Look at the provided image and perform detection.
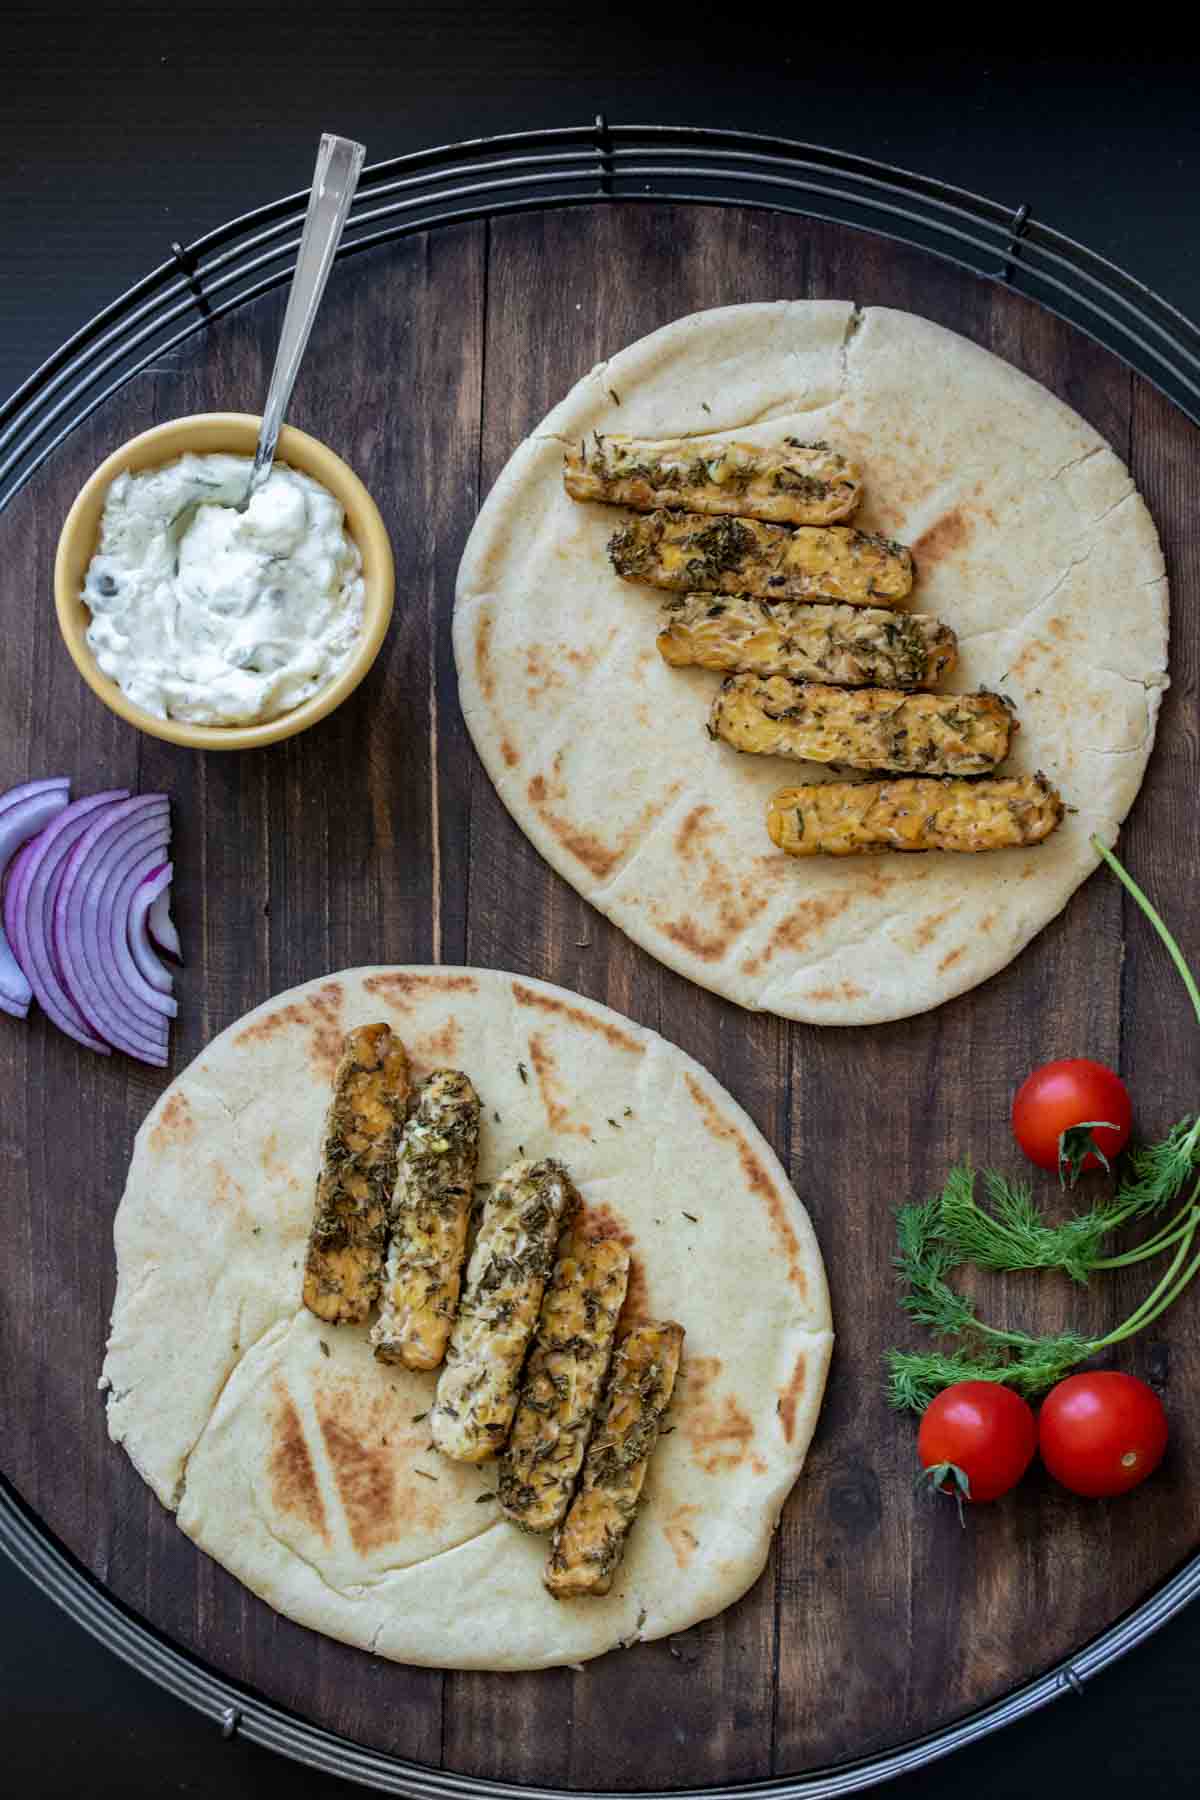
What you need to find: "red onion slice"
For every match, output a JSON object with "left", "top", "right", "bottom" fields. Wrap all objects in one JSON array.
[
  {"left": 147, "top": 882, "right": 182, "bottom": 963},
  {"left": 78, "top": 808, "right": 174, "bottom": 1027},
  {"left": 94, "top": 821, "right": 177, "bottom": 1044},
  {"left": 0, "top": 776, "right": 69, "bottom": 824},
  {"left": 105, "top": 840, "right": 178, "bottom": 1025},
  {"left": 129, "top": 865, "right": 175, "bottom": 995},
  {"left": 0, "top": 783, "right": 71, "bottom": 1012},
  {"left": 3, "top": 791, "right": 127, "bottom": 1052},
  {"left": 54, "top": 797, "right": 171, "bottom": 1061}
]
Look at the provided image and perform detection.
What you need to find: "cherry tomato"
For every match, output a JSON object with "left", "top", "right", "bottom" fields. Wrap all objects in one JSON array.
[
  {"left": 1011, "top": 1058, "right": 1132, "bottom": 1183},
  {"left": 1039, "top": 1371, "right": 1167, "bottom": 1498},
  {"left": 918, "top": 1381, "right": 1038, "bottom": 1505}
]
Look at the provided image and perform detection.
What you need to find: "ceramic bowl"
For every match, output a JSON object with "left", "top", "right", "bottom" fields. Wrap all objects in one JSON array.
[{"left": 54, "top": 412, "right": 394, "bottom": 750}]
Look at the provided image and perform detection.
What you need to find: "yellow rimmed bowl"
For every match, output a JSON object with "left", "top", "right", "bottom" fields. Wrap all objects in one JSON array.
[{"left": 54, "top": 413, "right": 394, "bottom": 751}]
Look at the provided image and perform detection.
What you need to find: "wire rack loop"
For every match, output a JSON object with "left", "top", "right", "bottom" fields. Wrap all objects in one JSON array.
[{"left": 2, "top": 120, "right": 1200, "bottom": 1799}]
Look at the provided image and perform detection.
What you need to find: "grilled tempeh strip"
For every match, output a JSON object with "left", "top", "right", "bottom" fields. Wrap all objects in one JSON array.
[
  {"left": 544, "top": 1320, "right": 685, "bottom": 1599},
  {"left": 431, "top": 1158, "right": 579, "bottom": 1463},
  {"left": 498, "top": 1236, "right": 631, "bottom": 1533},
  {"left": 609, "top": 511, "right": 914, "bottom": 606},
  {"left": 657, "top": 593, "right": 957, "bottom": 688},
  {"left": 370, "top": 1070, "right": 481, "bottom": 1372},
  {"left": 767, "top": 772, "right": 1065, "bottom": 858},
  {"left": 712, "top": 676, "right": 1017, "bottom": 775},
  {"left": 303, "top": 1024, "right": 410, "bottom": 1325},
  {"left": 564, "top": 434, "right": 861, "bottom": 525}
]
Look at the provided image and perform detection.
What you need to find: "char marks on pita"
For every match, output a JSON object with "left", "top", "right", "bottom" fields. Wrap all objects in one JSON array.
[
  {"left": 457, "top": 303, "right": 1164, "bottom": 1017},
  {"left": 105, "top": 968, "right": 832, "bottom": 1667}
]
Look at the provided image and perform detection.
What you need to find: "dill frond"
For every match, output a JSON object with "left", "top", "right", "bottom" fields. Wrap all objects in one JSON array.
[
  {"left": 893, "top": 1190, "right": 976, "bottom": 1336},
  {"left": 938, "top": 1165, "right": 1131, "bottom": 1284},
  {"left": 1115, "top": 1117, "right": 1200, "bottom": 1214},
  {"left": 887, "top": 1348, "right": 1006, "bottom": 1413},
  {"left": 886, "top": 1333, "right": 1094, "bottom": 1413}
]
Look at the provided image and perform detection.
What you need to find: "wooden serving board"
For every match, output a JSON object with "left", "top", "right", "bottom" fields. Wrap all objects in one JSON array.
[{"left": 1, "top": 203, "right": 1199, "bottom": 1790}]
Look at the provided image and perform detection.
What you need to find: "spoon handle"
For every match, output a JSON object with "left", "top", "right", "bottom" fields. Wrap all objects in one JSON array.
[{"left": 249, "top": 133, "right": 365, "bottom": 500}]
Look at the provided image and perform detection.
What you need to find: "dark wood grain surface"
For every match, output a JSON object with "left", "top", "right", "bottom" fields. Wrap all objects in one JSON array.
[{"left": 1, "top": 203, "right": 1198, "bottom": 1789}]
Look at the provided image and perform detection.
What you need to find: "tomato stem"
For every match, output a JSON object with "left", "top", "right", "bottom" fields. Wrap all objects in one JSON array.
[{"left": 915, "top": 1460, "right": 971, "bottom": 1526}]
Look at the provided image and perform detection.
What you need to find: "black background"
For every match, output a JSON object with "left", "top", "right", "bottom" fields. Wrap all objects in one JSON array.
[{"left": 4, "top": 7, "right": 1200, "bottom": 1795}]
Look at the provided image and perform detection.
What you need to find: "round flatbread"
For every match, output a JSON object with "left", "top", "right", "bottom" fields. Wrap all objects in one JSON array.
[
  {"left": 453, "top": 303, "right": 1169, "bottom": 1024},
  {"left": 103, "top": 968, "right": 832, "bottom": 1671}
]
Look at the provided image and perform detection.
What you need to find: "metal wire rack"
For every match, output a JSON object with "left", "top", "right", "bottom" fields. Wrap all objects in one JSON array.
[
  {"left": 4, "top": 118, "right": 1200, "bottom": 1798},
  {"left": 4, "top": 120, "right": 1200, "bottom": 515}
]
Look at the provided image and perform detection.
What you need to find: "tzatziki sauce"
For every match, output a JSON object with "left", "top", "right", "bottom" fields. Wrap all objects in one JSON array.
[{"left": 83, "top": 453, "right": 366, "bottom": 726}]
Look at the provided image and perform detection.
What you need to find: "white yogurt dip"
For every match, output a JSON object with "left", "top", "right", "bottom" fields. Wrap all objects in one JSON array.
[{"left": 82, "top": 453, "right": 366, "bottom": 725}]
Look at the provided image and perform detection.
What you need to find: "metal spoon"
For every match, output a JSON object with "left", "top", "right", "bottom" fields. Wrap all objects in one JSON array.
[{"left": 241, "top": 132, "right": 366, "bottom": 509}]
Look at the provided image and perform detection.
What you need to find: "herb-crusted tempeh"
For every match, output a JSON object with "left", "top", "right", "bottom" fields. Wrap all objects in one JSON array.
[
  {"left": 609, "top": 511, "right": 914, "bottom": 606},
  {"left": 431, "top": 1158, "right": 579, "bottom": 1463},
  {"left": 657, "top": 593, "right": 957, "bottom": 688},
  {"left": 712, "top": 676, "right": 1017, "bottom": 775},
  {"left": 544, "top": 1319, "right": 685, "bottom": 1599},
  {"left": 370, "top": 1069, "right": 481, "bottom": 1372},
  {"left": 564, "top": 434, "right": 861, "bottom": 525},
  {"left": 498, "top": 1235, "right": 631, "bottom": 1533},
  {"left": 302, "top": 1024, "right": 410, "bottom": 1325},
  {"left": 767, "top": 773, "right": 1065, "bottom": 858}
]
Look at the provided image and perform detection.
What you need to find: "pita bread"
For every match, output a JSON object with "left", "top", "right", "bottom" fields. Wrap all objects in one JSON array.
[
  {"left": 102, "top": 968, "right": 832, "bottom": 1670},
  {"left": 453, "top": 303, "right": 1168, "bottom": 1024}
]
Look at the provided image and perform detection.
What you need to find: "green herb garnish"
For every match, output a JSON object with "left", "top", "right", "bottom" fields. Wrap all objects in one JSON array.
[{"left": 887, "top": 840, "right": 1200, "bottom": 1412}]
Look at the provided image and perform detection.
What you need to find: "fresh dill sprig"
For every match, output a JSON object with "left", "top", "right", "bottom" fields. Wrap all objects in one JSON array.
[
  {"left": 888, "top": 1167, "right": 1200, "bottom": 1411},
  {"left": 936, "top": 1166, "right": 1104, "bottom": 1279},
  {"left": 894, "top": 1192, "right": 975, "bottom": 1335},
  {"left": 887, "top": 1335, "right": 1093, "bottom": 1413},
  {"left": 1112, "top": 1117, "right": 1200, "bottom": 1214},
  {"left": 935, "top": 1149, "right": 1198, "bottom": 1287},
  {"left": 888, "top": 1347, "right": 1004, "bottom": 1412},
  {"left": 887, "top": 842, "right": 1200, "bottom": 1412},
  {"left": 892, "top": 1177, "right": 1097, "bottom": 1370}
]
